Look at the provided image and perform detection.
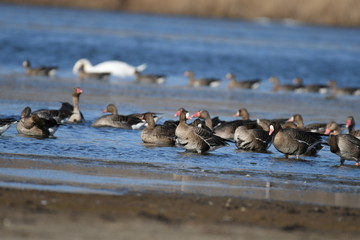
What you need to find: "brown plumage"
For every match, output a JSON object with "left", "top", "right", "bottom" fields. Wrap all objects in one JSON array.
[
  {"left": 67, "top": 87, "right": 85, "bottom": 123},
  {"left": 269, "top": 77, "right": 302, "bottom": 92},
  {"left": 293, "top": 78, "right": 329, "bottom": 94},
  {"left": 141, "top": 112, "right": 176, "bottom": 146},
  {"left": 135, "top": 70, "right": 166, "bottom": 84},
  {"left": 174, "top": 108, "right": 229, "bottom": 153},
  {"left": 328, "top": 134, "right": 360, "bottom": 166},
  {"left": 345, "top": 116, "right": 360, "bottom": 139},
  {"left": 16, "top": 107, "right": 59, "bottom": 137},
  {"left": 91, "top": 104, "right": 145, "bottom": 129},
  {"left": 287, "top": 114, "right": 327, "bottom": 133},
  {"left": 22, "top": 60, "right": 58, "bottom": 76},
  {"left": 269, "top": 122, "right": 323, "bottom": 159},
  {"left": 234, "top": 126, "right": 271, "bottom": 152},
  {"left": 184, "top": 70, "right": 221, "bottom": 87},
  {"left": 78, "top": 64, "right": 110, "bottom": 80},
  {"left": 327, "top": 80, "right": 360, "bottom": 96},
  {"left": 226, "top": 73, "right": 261, "bottom": 89}
]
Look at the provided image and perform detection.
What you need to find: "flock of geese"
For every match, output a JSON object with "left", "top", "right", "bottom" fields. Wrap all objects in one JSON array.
[
  {"left": 1, "top": 83, "right": 360, "bottom": 167},
  {"left": 21, "top": 59, "right": 360, "bottom": 96}
]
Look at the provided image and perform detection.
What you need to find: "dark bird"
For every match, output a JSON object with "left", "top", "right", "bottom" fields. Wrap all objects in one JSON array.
[
  {"left": 269, "top": 122, "right": 323, "bottom": 159},
  {"left": 16, "top": 107, "right": 59, "bottom": 137},
  {"left": 0, "top": 118, "right": 17, "bottom": 135},
  {"left": 135, "top": 70, "right": 166, "bottom": 84},
  {"left": 328, "top": 134, "right": 360, "bottom": 166},
  {"left": 184, "top": 70, "right": 221, "bottom": 87},
  {"left": 22, "top": 60, "right": 58, "bottom": 76},
  {"left": 174, "top": 108, "right": 229, "bottom": 153},
  {"left": 141, "top": 112, "right": 176, "bottom": 146},
  {"left": 226, "top": 73, "right": 261, "bottom": 89},
  {"left": 91, "top": 104, "right": 145, "bottom": 129}
]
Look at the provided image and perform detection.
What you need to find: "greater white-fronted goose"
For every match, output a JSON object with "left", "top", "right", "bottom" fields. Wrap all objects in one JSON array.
[
  {"left": 293, "top": 78, "right": 329, "bottom": 94},
  {"left": 269, "top": 122, "right": 323, "bottom": 159},
  {"left": 191, "top": 110, "right": 221, "bottom": 130},
  {"left": 226, "top": 73, "right": 261, "bottom": 89},
  {"left": 67, "top": 87, "right": 85, "bottom": 123},
  {"left": 78, "top": 64, "right": 110, "bottom": 80},
  {"left": 91, "top": 104, "right": 145, "bottom": 129},
  {"left": 16, "top": 107, "right": 59, "bottom": 137},
  {"left": 135, "top": 70, "right": 166, "bottom": 84},
  {"left": 141, "top": 112, "right": 176, "bottom": 146},
  {"left": 184, "top": 70, "right": 221, "bottom": 87},
  {"left": 72, "top": 58, "right": 147, "bottom": 78},
  {"left": 22, "top": 60, "right": 58, "bottom": 77},
  {"left": 233, "top": 108, "right": 250, "bottom": 120},
  {"left": 269, "top": 77, "right": 302, "bottom": 92},
  {"left": 328, "top": 134, "right": 360, "bottom": 166},
  {"left": 234, "top": 125, "right": 271, "bottom": 152},
  {"left": 255, "top": 117, "right": 289, "bottom": 131},
  {"left": 174, "top": 108, "right": 229, "bottom": 153},
  {"left": 324, "top": 121, "right": 342, "bottom": 135},
  {"left": 287, "top": 114, "right": 327, "bottom": 133},
  {"left": 327, "top": 80, "right": 360, "bottom": 96},
  {"left": 345, "top": 116, "right": 360, "bottom": 139},
  {"left": 192, "top": 109, "right": 255, "bottom": 139},
  {"left": 0, "top": 118, "right": 17, "bottom": 135},
  {"left": 32, "top": 102, "right": 73, "bottom": 124}
]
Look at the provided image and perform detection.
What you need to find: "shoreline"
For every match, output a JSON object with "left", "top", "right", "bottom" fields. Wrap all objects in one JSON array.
[
  {"left": 1, "top": 187, "right": 360, "bottom": 239},
  {"left": 1, "top": 0, "right": 360, "bottom": 27}
]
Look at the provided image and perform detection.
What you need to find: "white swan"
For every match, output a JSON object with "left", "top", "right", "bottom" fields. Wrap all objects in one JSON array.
[{"left": 72, "top": 58, "right": 147, "bottom": 78}]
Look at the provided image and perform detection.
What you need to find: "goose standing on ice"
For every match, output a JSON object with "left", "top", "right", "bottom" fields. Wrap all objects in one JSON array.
[{"left": 72, "top": 58, "right": 147, "bottom": 78}]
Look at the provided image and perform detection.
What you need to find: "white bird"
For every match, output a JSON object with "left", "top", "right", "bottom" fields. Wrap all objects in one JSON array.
[{"left": 72, "top": 58, "right": 147, "bottom": 78}]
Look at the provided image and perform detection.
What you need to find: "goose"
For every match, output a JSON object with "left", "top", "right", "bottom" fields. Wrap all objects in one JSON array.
[
  {"left": 77, "top": 64, "right": 110, "bottom": 80},
  {"left": 91, "top": 104, "right": 145, "bottom": 129},
  {"left": 191, "top": 109, "right": 222, "bottom": 130},
  {"left": 269, "top": 122, "right": 323, "bottom": 159},
  {"left": 0, "top": 118, "right": 17, "bottom": 135},
  {"left": 226, "top": 73, "right": 261, "bottom": 89},
  {"left": 328, "top": 134, "right": 360, "bottom": 166},
  {"left": 32, "top": 102, "right": 73, "bottom": 124},
  {"left": 327, "top": 80, "right": 360, "bottom": 96},
  {"left": 141, "top": 112, "right": 176, "bottom": 146},
  {"left": 192, "top": 109, "right": 255, "bottom": 139},
  {"left": 174, "top": 108, "right": 229, "bottom": 153},
  {"left": 233, "top": 108, "right": 288, "bottom": 130},
  {"left": 67, "top": 87, "right": 85, "bottom": 123},
  {"left": 135, "top": 70, "right": 166, "bottom": 84},
  {"left": 324, "top": 121, "right": 342, "bottom": 135},
  {"left": 184, "top": 70, "right": 221, "bottom": 87},
  {"left": 287, "top": 114, "right": 328, "bottom": 133},
  {"left": 269, "top": 77, "right": 302, "bottom": 92},
  {"left": 293, "top": 78, "right": 329, "bottom": 94},
  {"left": 16, "top": 107, "right": 59, "bottom": 137},
  {"left": 345, "top": 116, "right": 360, "bottom": 139},
  {"left": 22, "top": 60, "right": 58, "bottom": 76},
  {"left": 234, "top": 125, "right": 271, "bottom": 152},
  {"left": 72, "top": 58, "right": 147, "bottom": 78}
]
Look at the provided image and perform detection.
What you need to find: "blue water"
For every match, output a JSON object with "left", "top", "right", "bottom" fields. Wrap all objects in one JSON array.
[{"left": 1, "top": 4, "right": 360, "bottom": 207}]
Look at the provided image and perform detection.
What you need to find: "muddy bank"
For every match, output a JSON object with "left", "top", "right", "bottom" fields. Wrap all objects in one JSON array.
[
  {"left": 2, "top": 0, "right": 360, "bottom": 27},
  {"left": 1, "top": 187, "right": 360, "bottom": 240}
]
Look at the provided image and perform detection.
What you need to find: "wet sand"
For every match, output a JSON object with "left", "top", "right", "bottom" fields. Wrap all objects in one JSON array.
[{"left": 1, "top": 187, "right": 360, "bottom": 239}]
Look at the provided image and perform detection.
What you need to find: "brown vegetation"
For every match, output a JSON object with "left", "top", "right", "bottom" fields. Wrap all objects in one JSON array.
[{"left": 2, "top": 0, "right": 360, "bottom": 27}]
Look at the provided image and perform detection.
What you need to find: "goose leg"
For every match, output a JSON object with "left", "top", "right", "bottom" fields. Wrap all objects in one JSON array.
[{"left": 340, "top": 158, "right": 345, "bottom": 165}]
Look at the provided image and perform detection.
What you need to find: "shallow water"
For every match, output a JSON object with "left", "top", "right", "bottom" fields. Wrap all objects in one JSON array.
[{"left": 1, "top": 4, "right": 360, "bottom": 207}]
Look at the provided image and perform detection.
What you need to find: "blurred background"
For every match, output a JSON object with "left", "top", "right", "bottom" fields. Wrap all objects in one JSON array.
[{"left": 3, "top": 0, "right": 360, "bottom": 27}]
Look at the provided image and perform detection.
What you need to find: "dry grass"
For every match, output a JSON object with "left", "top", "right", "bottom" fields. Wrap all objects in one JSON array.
[{"left": 2, "top": 0, "right": 360, "bottom": 27}]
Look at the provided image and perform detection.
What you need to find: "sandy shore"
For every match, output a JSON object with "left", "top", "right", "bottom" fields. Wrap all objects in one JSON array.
[
  {"left": 1, "top": 187, "right": 359, "bottom": 239},
  {"left": 2, "top": 0, "right": 360, "bottom": 27}
]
